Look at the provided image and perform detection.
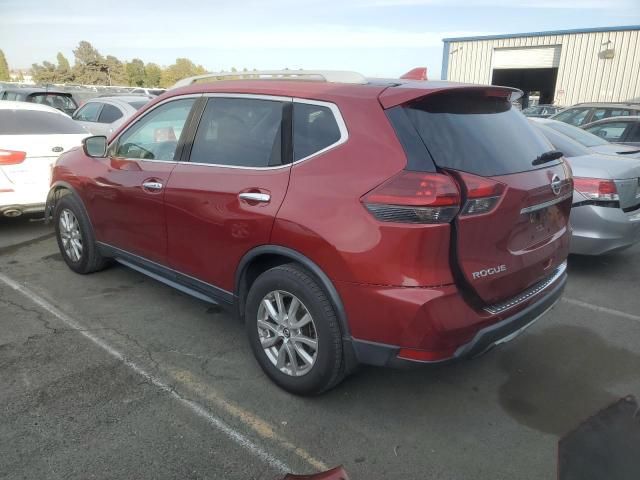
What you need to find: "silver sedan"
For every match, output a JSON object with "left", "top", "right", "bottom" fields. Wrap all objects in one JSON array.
[
  {"left": 532, "top": 118, "right": 640, "bottom": 255},
  {"left": 71, "top": 95, "right": 151, "bottom": 136}
]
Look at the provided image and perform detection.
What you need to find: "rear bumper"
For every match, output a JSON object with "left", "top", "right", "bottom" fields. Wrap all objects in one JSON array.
[
  {"left": 570, "top": 205, "right": 640, "bottom": 255},
  {"left": 344, "top": 267, "right": 567, "bottom": 367}
]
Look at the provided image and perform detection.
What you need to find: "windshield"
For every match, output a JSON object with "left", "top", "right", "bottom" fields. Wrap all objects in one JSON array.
[
  {"left": 403, "top": 90, "right": 555, "bottom": 176},
  {"left": 545, "top": 120, "right": 609, "bottom": 147}
]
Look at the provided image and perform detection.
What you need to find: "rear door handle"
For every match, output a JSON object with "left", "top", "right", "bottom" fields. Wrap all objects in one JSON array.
[
  {"left": 142, "top": 181, "right": 163, "bottom": 191},
  {"left": 238, "top": 192, "right": 271, "bottom": 203}
]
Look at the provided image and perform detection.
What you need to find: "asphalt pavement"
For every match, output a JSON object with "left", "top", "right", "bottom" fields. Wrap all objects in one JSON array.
[{"left": 1, "top": 215, "right": 639, "bottom": 479}]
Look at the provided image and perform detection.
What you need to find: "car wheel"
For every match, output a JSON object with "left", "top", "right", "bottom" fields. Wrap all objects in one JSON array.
[
  {"left": 54, "top": 194, "right": 109, "bottom": 274},
  {"left": 245, "top": 263, "right": 345, "bottom": 395}
]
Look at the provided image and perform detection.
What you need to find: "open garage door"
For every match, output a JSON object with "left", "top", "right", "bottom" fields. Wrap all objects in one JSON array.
[{"left": 492, "top": 46, "right": 562, "bottom": 108}]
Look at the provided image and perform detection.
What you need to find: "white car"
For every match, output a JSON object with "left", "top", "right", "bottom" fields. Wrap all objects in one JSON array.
[
  {"left": 71, "top": 95, "right": 151, "bottom": 136},
  {"left": 0, "top": 101, "right": 88, "bottom": 217}
]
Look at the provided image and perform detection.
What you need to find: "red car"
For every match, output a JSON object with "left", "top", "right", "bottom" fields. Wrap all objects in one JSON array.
[{"left": 47, "top": 70, "right": 573, "bottom": 395}]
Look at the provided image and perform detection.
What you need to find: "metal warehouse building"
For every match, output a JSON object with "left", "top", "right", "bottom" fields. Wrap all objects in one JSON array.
[{"left": 441, "top": 25, "right": 640, "bottom": 107}]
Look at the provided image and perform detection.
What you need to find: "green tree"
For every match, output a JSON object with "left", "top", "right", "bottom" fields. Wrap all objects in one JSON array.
[
  {"left": 144, "top": 63, "right": 162, "bottom": 87},
  {"left": 72, "top": 41, "right": 108, "bottom": 84},
  {"left": 31, "top": 61, "right": 57, "bottom": 84},
  {"left": 0, "top": 50, "right": 10, "bottom": 81},
  {"left": 55, "top": 52, "right": 74, "bottom": 83},
  {"left": 126, "top": 58, "right": 146, "bottom": 86},
  {"left": 160, "top": 58, "right": 207, "bottom": 88},
  {"left": 105, "top": 55, "right": 127, "bottom": 85}
]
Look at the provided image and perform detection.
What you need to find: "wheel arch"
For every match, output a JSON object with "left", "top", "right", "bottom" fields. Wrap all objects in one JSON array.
[{"left": 235, "top": 245, "right": 351, "bottom": 339}]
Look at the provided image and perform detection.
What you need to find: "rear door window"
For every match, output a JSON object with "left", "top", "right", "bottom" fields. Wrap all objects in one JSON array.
[
  {"left": 402, "top": 91, "right": 554, "bottom": 176},
  {"left": 0, "top": 110, "right": 87, "bottom": 134},
  {"left": 293, "top": 103, "right": 342, "bottom": 161},
  {"left": 189, "top": 97, "right": 285, "bottom": 167},
  {"left": 626, "top": 124, "right": 640, "bottom": 142},
  {"left": 73, "top": 102, "right": 102, "bottom": 122},
  {"left": 98, "top": 104, "right": 123, "bottom": 123}
]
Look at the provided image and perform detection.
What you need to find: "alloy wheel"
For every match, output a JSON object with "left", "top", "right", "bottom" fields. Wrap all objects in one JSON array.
[
  {"left": 59, "top": 208, "right": 83, "bottom": 262},
  {"left": 257, "top": 290, "right": 318, "bottom": 377}
]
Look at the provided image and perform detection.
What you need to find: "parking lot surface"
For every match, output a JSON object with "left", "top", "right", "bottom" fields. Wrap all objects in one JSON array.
[{"left": 1, "top": 215, "right": 639, "bottom": 479}]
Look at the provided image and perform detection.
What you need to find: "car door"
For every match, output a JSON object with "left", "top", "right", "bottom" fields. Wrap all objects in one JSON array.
[
  {"left": 72, "top": 102, "right": 103, "bottom": 135},
  {"left": 89, "top": 96, "right": 198, "bottom": 265},
  {"left": 164, "top": 95, "right": 292, "bottom": 295}
]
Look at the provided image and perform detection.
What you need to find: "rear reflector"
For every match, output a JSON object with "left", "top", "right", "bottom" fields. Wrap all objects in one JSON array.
[
  {"left": 456, "top": 171, "right": 506, "bottom": 216},
  {"left": 574, "top": 177, "right": 619, "bottom": 202},
  {"left": 397, "top": 346, "right": 457, "bottom": 362},
  {"left": 0, "top": 149, "right": 27, "bottom": 165},
  {"left": 362, "top": 171, "right": 460, "bottom": 224}
]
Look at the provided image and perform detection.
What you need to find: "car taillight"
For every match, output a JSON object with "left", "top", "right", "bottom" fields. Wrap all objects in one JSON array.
[
  {"left": 362, "top": 171, "right": 460, "bottom": 224},
  {"left": 0, "top": 149, "right": 26, "bottom": 165},
  {"left": 456, "top": 171, "right": 506, "bottom": 216},
  {"left": 574, "top": 177, "right": 619, "bottom": 202}
]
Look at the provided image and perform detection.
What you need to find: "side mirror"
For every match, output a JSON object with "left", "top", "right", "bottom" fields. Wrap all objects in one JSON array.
[{"left": 82, "top": 136, "right": 108, "bottom": 158}]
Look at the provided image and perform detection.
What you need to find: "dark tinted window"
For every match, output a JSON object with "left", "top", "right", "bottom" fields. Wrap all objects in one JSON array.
[
  {"left": 190, "top": 97, "right": 284, "bottom": 167},
  {"left": 403, "top": 91, "right": 555, "bottom": 176},
  {"left": 73, "top": 102, "right": 102, "bottom": 122},
  {"left": 115, "top": 98, "right": 194, "bottom": 161},
  {"left": 27, "top": 93, "right": 76, "bottom": 111},
  {"left": 535, "top": 124, "right": 589, "bottom": 158},
  {"left": 627, "top": 124, "right": 640, "bottom": 142},
  {"left": 98, "top": 103, "right": 123, "bottom": 123},
  {"left": 293, "top": 103, "right": 341, "bottom": 161},
  {"left": 149, "top": 89, "right": 165, "bottom": 96},
  {"left": 0, "top": 110, "right": 87, "bottom": 134}
]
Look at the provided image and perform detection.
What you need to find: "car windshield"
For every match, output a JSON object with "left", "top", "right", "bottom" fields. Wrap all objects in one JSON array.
[{"left": 545, "top": 120, "right": 609, "bottom": 147}]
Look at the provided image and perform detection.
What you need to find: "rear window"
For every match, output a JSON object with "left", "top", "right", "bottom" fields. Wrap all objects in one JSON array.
[
  {"left": 403, "top": 91, "right": 554, "bottom": 176},
  {"left": 535, "top": 124, "right": 590, "bottom": 158},
  {"left": 545, "top": 120, "right": 608, "bottom": 147},
  {"left": 127, "top": 100, "right": 148, "bottom": 110},
  {"left": 0, "top": 110, "right": 87, "bottom": 134},
  {"left": 27, "top": 93, "right": 76, "bottom": 111},
  {"left": 98, "top": 104, "right": 123, "bottom": 123}
]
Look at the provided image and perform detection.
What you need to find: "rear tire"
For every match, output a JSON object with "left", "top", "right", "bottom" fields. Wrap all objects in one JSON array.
[
  {"left": 245, "top": 263, "right": 345, "bottom": 395},
  {"left": 54, "top": 194, "right": 109, "bottom": 274}
]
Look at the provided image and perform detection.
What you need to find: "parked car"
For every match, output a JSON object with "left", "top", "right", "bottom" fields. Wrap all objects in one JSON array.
[
  {"left": 551, "top": 102, "right": 640, "bottom": 127},
  {"left": 582, "top": 116, "right": 640, "bottom": 147},
  {"left": 129, "top": 87, "right": 166, "bottom": 97},
  {"left": 0, "top": 87, "right": 78, "bottom": 116},
  {"left": 532, "top": 119, "right": 640, "bottom": 255},
  {"left": 0, "top": 101, "right": 88, "bottom": 217},
  {"left": 72, "top": 96, "right": 151, "bottom": 136},
  {"left": 47, "top": 70, "right": 573, "bottom": 395},
  {"left": 522, "top": 104, "right": 562, "bottom": 118},
  {"left": 533, "top": 118, "right": 640, "bottom": 158}
]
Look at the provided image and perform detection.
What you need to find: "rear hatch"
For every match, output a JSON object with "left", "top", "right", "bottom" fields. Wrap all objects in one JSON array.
[
  {"left": 0, "top": 108, "right": 87, "bottom": 188},
  {"left": 388, "top": 88, "right": 572, "bottom": 305}
]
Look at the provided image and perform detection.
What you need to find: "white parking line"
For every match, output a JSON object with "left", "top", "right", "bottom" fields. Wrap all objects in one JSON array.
[
  {"left": 0, "top": 272, "right": 291, "bottom": 474},
  {"left": 563, "top": 297, "right": 640, "bottom": 323}
]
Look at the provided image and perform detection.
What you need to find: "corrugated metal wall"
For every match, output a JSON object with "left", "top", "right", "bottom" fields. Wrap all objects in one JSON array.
[{"left": 445, "top": 29, "right": 640, "bottom": 105}]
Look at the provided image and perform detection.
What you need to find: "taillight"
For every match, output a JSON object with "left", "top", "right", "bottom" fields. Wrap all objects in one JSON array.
[
  {"left": 457, "top": 171, "right": 506, "bottom": 216},
  {"left": 0, "top": 150, "right": 26, "bottom": 165},
  {"left": 362, "top": 171, "right": 460, "bottom": 224},
  {"left": 574, "top": 177, "right": 619, "bottom": 202}
]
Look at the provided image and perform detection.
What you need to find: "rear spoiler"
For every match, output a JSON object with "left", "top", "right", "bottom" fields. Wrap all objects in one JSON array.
[{"left": 379, "top": 83, "right": 523, "bottom": 109}]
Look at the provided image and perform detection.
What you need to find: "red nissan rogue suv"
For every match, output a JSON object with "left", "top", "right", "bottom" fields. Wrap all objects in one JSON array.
[{"left": 47, "top": 70, "right": 573, "bottom": 395}]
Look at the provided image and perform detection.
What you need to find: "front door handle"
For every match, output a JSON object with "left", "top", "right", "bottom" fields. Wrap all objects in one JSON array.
[
  {"left": 238, "top": 192, "right": 270, "bottom": 203},
  {"left": 142, "top": 181, "right": 163, "bottom": 192}
]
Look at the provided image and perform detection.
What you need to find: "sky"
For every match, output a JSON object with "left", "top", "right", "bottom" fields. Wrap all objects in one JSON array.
[{"left": 1, "top": 0, "right": 639, "bottom": 79}]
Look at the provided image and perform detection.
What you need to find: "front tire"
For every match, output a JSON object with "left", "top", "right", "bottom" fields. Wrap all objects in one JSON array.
[
  {"left": 54, "top": 194, "right": 109, "bottom": 274},
  {"left": 245, "top": 264, "right": 345, "bottom": 395}
]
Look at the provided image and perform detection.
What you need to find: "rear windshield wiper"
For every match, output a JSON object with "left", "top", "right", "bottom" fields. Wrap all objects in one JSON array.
[{"left": 532, "top": 150, "right": 563, "bottom": 166}]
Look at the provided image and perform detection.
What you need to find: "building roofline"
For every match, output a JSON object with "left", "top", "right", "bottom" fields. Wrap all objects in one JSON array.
[{"left": 442, "top": 25, "right": 640, "bottom": 43}]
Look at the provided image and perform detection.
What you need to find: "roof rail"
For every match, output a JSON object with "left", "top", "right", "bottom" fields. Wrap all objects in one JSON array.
[{"left": 170, "top": 69, "right": 368, "bottom": 89}]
